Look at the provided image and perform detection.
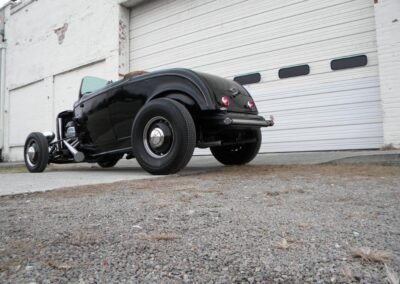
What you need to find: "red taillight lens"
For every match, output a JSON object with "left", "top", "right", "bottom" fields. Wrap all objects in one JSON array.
[
  {"left": 247, "top": 101, "right": 255, "bottom": 109},
  {"left": 221, "top": 96, "right": 230, "bottom": 106}
]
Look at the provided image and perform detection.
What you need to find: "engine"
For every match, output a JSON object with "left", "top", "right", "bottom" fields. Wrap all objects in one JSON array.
[{"left": 64, "top": 121, "right": 76, "bottom": 139}]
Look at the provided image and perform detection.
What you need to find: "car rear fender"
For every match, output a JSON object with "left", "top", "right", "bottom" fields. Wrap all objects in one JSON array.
[
  {"left": 161, "top": 92, "right": 195, "bottom": 107},
  {"left": 149, "top": 90, "right": 206, "bottom": 111}
]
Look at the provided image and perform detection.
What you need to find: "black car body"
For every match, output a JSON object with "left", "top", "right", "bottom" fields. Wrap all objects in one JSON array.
[{"left": 24, "top": 68, "right": 273, "bottom": 174}]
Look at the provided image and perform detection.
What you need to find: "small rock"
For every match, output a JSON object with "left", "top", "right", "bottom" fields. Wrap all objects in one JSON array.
[
  {"left": 354, "top": 273, "right": 362, "bottom": 281},
  {"left": 353, "top": 231, "right": 360, "bottom": 237}
]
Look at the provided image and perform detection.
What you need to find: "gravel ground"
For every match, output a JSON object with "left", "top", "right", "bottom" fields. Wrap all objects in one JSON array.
[{"left": 0, "top": 164, "right": 399, "bottom": 283}]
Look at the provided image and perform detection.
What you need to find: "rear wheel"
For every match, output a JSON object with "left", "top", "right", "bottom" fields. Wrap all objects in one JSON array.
[
  {"left": 210, "top": 129, "right": 261, "bottom": 165},
  {"left": 24, "top": 132, "right": 49, "bottom": 173},
  {"left": 131, "top": 98, "right": 196, "bottom": 175}
]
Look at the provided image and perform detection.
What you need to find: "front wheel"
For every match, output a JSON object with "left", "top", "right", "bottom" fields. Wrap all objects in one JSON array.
[
  {"left": 210, "top": 129, "right": 261, "bottom": 165},
  {"left": 24, "top": 132, "right": 49, "bottom": 173},
  {"left": 131, "top": 98, "right": 196, "bottom": 175}
]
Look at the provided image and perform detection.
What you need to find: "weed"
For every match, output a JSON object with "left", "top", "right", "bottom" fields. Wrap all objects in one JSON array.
[{"left": 352, "top": 247, "right": 390, "bottom": 263}]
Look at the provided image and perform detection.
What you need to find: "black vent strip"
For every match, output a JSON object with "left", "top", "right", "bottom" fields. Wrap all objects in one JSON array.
[
  {"left": 234, "top": 54, "right": 367, "bottom": 83},
  {"left": 331, "top": 55, "right": 368, "bottom": 70},
  {"left": 233, "top": 72, "right": 261, "bottom": 85},
  {"left": 279, "top": 64, "right": 310, "bottom": 79}
]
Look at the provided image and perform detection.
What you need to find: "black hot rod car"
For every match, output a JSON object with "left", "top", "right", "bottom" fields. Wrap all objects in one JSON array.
[{"left": 24, "top": 68, "right": 273, "bottom": 175}]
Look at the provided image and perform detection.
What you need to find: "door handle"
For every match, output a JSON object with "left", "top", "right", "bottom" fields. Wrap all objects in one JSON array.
[{"left": 80, "top": 103, "right": 84, "bottom": 108}]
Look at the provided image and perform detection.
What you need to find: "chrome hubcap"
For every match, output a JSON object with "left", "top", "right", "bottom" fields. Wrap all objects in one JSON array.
[
  {"left": 149, "top": 128, "right": 165, "bottom": 148},
  {"left": 27, "top": 146, "right": 36, "bottom": 161},
  {"left": 25, "top": 142, "right": 38, "bottom": 167},
  {"left": 143, "top": 116, "right": 174, "bottom": 159}
]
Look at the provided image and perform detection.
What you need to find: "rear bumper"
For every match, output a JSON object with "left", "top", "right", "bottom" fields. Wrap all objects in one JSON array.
[
  {"left": 200, "top": 112, "right": 274, "bottom": 128},
  {"left": 225, "top": 116, "right": 274, "bottom": 127}
]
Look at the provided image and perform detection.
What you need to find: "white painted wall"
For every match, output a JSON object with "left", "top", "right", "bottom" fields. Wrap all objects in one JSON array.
[
  {"left": 2, "top": 0, "right": 131, "bottom": 161},
  {"left": 374, "top": 0, "right": 400, "bottom": 148}
]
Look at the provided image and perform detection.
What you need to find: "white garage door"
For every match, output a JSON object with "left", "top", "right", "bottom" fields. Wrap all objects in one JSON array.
[
  {"left": 129, "top": 0, "right": 383, "bottom": 153},
  {"left": 9, "top": 81, "right": 52, "bottom": 147}
]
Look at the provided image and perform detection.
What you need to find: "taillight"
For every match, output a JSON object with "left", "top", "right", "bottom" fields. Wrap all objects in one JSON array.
[
  {"left": 247, "top": 101, "right": 255, "bottom": 109},
  {"left": 221, "top": 96, "right": 230, "bottom": 107}
]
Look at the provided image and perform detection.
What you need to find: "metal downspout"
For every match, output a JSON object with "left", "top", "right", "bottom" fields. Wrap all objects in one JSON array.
[{"left": 0, "top": 44, "right": 5, "bottom": 155}]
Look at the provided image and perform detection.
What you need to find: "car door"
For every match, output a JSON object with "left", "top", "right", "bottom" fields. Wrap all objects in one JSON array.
[{"left": 77, "top": 77, "right": 117, "bottom": 150}]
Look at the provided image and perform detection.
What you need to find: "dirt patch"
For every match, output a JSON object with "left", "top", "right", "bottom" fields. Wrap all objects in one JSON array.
[{"left": 2, "top": 164, "right": 397, "bottom": 200}]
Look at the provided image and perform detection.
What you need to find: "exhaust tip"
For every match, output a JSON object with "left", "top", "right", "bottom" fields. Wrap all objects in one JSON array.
[{"left": 74, "top": 152, "right": 85, "bottom": 163}]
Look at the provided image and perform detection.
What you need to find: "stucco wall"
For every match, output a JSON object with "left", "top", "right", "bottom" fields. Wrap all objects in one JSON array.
[
  {"left": 374, "top": 0, "right": 400, "bottom": 148},
  {"left": 2, "top": 0, "right": 129, "bottom": 161}
]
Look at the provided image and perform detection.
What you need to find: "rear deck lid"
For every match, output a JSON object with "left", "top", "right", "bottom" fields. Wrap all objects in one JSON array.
[{"left": 197, "top": 72, "right": 258, "bottom": 114}]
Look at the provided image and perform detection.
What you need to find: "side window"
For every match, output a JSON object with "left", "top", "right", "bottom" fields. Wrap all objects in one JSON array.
[{"left": 79, "top": 76, "right": 109, "bottom": 98}]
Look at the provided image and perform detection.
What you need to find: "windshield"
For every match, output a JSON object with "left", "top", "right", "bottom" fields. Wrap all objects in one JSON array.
[{"left": 80, "top": 76, "right": 109, "bottom": 97}]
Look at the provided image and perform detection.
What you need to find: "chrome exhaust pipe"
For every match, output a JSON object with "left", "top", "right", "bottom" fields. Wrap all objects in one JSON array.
[{"left": 63, "top": 140, "right": 85, "bottom": 162}]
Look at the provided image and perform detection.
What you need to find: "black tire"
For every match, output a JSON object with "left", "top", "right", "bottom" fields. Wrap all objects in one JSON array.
[
  {"left": 97, "top": 157, "right": 121, "bottom": 168},
  {"left": 131, "top": 98, "right": 196, "bottom": 175},
  {"left": 24, "top": 132, "right": 49, "bottom": 173},
  {"left": 210, "top": 129, "right": 261, "bottom": 165}
]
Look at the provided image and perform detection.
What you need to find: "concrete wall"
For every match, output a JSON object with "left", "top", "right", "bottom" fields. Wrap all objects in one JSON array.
[
  {"left": 374, "top": 0, "right": 400, "bottom": 148},
  {"left": 1, "top": 0, "right": 130, "bottom": 161}
]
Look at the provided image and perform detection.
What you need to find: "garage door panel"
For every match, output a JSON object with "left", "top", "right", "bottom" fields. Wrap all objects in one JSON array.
[
  {"left": 143, "top": 38, "right": 376, "bottom": 79},
  {"left": 260, "top": 102, "right": 383, "bottom": 120},
  {"left": 252, "top": 76, "right": 380, "bottom": 102},
  {"left": 130, "top": 0, "right": 383, "bottom": 152},
  {"left": 258, "top": 87, "right": 380, "bottom": 112},
  {"left": 246, "top": 67, "right": 380, "bottom": 97},
  {"left": 131, "top": 0, "right": 299, "bottom": 41},
  {"left": 131, "top": 0, "right": 215, "bottom": 30},
  {"left": 197, "top": 52, "right": 378, "bottom": 83},
  {"left": 134, "top": 23, "right": 376, "bottom": 70},
  {"left": 264, "top": 102, "right": 383, "bottom": 129},
  {"left": 268, "top": 103, "right": 382, "bottom": 119},
  {"left": 9, "top": 81, "right": 52, "bottom": 146},
  {"left": 262, "top": 137, "right": 383, "bottom": 152},
  {"left": 131, "top": 0, "right": 242, "bottom": 38},
  {"left": 130, "top": 0, "right": 297, "bottom": 51},
  {"left": 134, "top": 19, "right": 374, "bottom": 68},
  {"left": 131, "top": 0, "right": 244, "bottom": 41},
  {"left": 262, "top": 123, "right": 383, "bottom": 143},
  {"left": 130, "top": 0, "right": 175, "bottom": 19},
  {"left": 132, "top": 1, "right": 373, "bottom": 60},
  {"left": 131, "top": 0, "right": 355, "bottom": 46}
]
